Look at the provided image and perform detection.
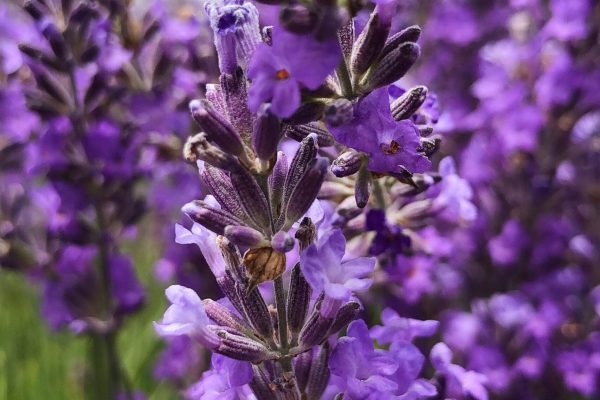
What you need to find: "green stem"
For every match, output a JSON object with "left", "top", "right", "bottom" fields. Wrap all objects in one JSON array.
[
  {"left": 274, "top": 277, "right": 292, "bottom": 372},
  {"left": 336, "top": 59, "right": 353, "bottom": 98}
]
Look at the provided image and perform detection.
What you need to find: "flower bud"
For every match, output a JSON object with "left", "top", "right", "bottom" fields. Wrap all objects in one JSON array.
[
  {"left": 252, "top": 103, "right": 282, "bottom": 161},
  {"left": 350, "top": 11, "right": 390, "bottom": 77},
  {"left": 284, "top": 122, "right": 335, "bottom": 147},
  {"left": 283, "top": 134, "right": 319, "bottom": 207},
  {"left": 190, "top": 99, "right": 245, "bottom": 156},
  {"left": 418, "top": 136, "right": 442, "bottom": 157},
  {"left": 182, "top": 200, "right": 245, "bottom": 235},
  {"left": 271, "top": 231, "right": 295, "bottom": 253},
  {"left": 220, "top": 70, "right": 254, "bottom": 138},
  {"left": 329, "top": 301, "right": 361, "bottom": 335},
  {"left": 306, "top": 344, "right": 331, "bottom": 400},
  {"left": 225, "top": 225, "right": 269, "bottom": 248},
  {"left": 215, "top": 329, "right": 277, "bottom": 362},
  {"left": 324, "top": 98, "right": 354, "bottom": 127},
  {"left": 380, "top": 25, "right": 421, "bottom": 60},
  {"left": 331, "top": 150, "right": 363, "bottom": 177},
  {"left": 183, "top": 133, "right": 240, "bottom": 171},
  {"left": 294, "top": 349, "right": 313, "bottom": 393},
  {"left": 269, "top": 151, "right": 288, "bottom": 217},
  {"left": 362, "top": 42, "right": 420, "bottom": 92},
  {"left": 284, "top": 157, "right": 329, "bottom": 229},
  {"left": 391, "top": 85, "right": 429, "bottom": 121},
  {"left": 287, "top": 263, "right": 312, "bottom": 334},
  {"left": 355, "top": 166, "right": 372, "bottom": 208},
  {"left": 236, "top": 282, "right": 274, "bottom": 339},
  {"left": 250, "top": 365, "right": 277, "bottom": 400},
  {"left": 200, "top": 165, "right": 247, "bottom": 220},
  {"left": 299, "top": 310, "right": 333, "bottom": 348},
  {"left": 203, "top": 299, "right": 251, "bottom": 333},
  {"left": 229, "top": 166, "right": 271, "bottom": 231}
]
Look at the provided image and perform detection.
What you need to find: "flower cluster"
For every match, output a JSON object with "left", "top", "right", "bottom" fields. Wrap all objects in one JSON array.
[{"left": 155, "top": 0, "right": 485, "bottom": 399}]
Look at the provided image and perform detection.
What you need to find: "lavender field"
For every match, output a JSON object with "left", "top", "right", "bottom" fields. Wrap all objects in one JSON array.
[{"left": 1, "top": 0, "right": 599, "bottom": 399}]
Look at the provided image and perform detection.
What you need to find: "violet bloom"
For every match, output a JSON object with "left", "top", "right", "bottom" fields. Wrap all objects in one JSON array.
[
  {"left": 247, "top": 27, "right": 340, "bottom": 117},
  {"left": 330, "top": 319, "right": 400, "bottom": 398},
  {"left": 185, "top": 354, "right": 254, "bottom": 400},
  {"left": 300, "top": 229, "right": 375, "bottom": 316},
  {"left": 154, "top": 285, "right": 220, "bottom": 350},
  {"left": 370, "top": 308, "right": 438, "bottom": 345},
  {"left": 431, "top": 343, "right": 488, "bottom": 400},
  {"left": 430, "top": 156, "right": 476, "bottom": 224},
  {"left": 175, "top": 219, "right": 226, "bottom": 279},
  {"left": 487, "top": 219, "right": 528, "bottom": 267},
  {"left": 328, "top": 87, "right": 431, "bottom": 174},
  {"left": 365, "top": 209, "right": 411, "bottom": 257}
]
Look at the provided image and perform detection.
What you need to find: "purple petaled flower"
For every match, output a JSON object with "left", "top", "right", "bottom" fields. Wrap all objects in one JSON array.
[
  {"left": 328, "top": 88, "right": 431, "bottom": 174},
  {"left": 370, "top": 308, "right": 438, "bottom": 345},
  {"left": 300, "top": 229, "right": 375, "bottom": 316},
  {"left": 154, "top": 285, "right": 220, "bottom": 350},
  {"left": 365, "top": 209, "right": 411, "bottom": 257},
  {"left": 431, "top": 343, "right": 488, "bottom": 400},
  {"left": 185, "top": 354, "right": 253, "bottom": 400},
  {"left": 175, "top": 220, "right": 226, "bottom": 278},
  {"left": 247, "top": 27, "right": 341, "bottom": 117},
  {"left": 487, "top": 219, "right": 528, "bottom": 267},
  {"left": 154, "top": 336, "right": 202, "bottom": 382},
  {"left": 330, "top": 319, "right": 400, "bottom": 398},
  {"left": 430, "top": 156, "right": 476, "bottom": 224}
]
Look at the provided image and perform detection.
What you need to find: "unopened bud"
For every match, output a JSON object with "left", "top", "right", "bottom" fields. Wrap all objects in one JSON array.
[
  {"left": 285, "top": 122, "right": 335, "bottom": 147},
  {"left": 331, "top": 150, "right": 363, "bottom": 177},
  {"left": 380, "top": 25, "right": 421, "bottom": 60},
  {"left": 391, "top": 86, "right": 428, "bottom": 121},
  {"left": 355, "top": 166, "right": 372, "bottom": 208},
  {"left": 350, "top": 11, "right": 390, "bottom": 76},
  {"left": 271, "top": 231, "right": 295, "bottom": 253},
  {"left": 362, "top": 42, "right": 420, "bottom": 92},
  {"left": 225, "top": 225, "right": 269, "bottom": 248},
  {"left": 189, "top": 99, "right": 245, "bottom": 156},
  {"left": 183, "top": 133, "right": 240, "bottom": 171},
  {"left": 252, "top": 103, "right": 282, "bottom": 161}
]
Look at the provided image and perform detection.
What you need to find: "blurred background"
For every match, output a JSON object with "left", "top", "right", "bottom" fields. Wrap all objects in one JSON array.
[{"left": 1, "top": 0, "right": 599, "bottom": 399}]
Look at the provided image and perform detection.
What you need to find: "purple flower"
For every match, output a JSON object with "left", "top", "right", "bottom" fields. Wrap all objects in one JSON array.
[
  {"left": 487, "top": 219, "right": 528, "bottom": 267},
  {"left": 370, "top": 308, "right": 438, "bottom": 345},
  {"left": 185, "top": 354, "right": 253, "bottom": 400},
  {"left": 330, "top": 319, "right": 400, "bottom": 398},
  {"left": 300, "top": 229, "right": 375, "bottom": 314},
  {"left": 154, "top": 285, "right": 220, "bottom": 350},
  {"left": 431, "top": 343, "right": 488, "bottom": 400},
  {"left": 247, "top": 27, "right": 341, "bottom": 117},
  {"left": 175, "top": 220, "right": 226, "bottom": 278},
  {"left": 328, "top": 88, "right": 431, "bottom": 174},
  {"left": 154, "top": 336, "right": 202, "bottom": 382},
  {"left": 365, "top": 209, "right": 411, "bottom": 257},
  {"left": 430, "top": 156, "right": 476, "bottom": 224}
]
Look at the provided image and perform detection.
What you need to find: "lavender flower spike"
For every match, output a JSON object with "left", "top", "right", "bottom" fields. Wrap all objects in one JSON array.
[{"left": 300, "top": 229, "right": 375, "bottom": 318}]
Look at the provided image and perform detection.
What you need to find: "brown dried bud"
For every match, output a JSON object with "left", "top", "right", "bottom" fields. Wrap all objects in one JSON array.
[{"left": 243, "top": 247, "right": 287, "bottom": 291}]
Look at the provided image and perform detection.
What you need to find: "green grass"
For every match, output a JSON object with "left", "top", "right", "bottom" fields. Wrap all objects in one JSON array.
[{"left": 0, "top": 238, "right": 181, "bottom": 400}]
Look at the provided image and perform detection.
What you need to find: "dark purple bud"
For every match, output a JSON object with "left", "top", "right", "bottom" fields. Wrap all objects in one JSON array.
[
  {"left": 284, "top": 157, "right": 329, "bottom": 229},
  {"left": 280, "top": 4, "right": 318, "bottom": 34},
  {"left": 220, "top": 70, "right": 254, "bottom": 138},
  {"left": 215, "top": 330, "right": 276, "bottom": 362},
  {"left": 329, "top": 301, "right": 361, "bottom": 335},
  {"left": 284, "top": 122, "right": 335, "bottom": 147},
  {"left": 363, "top": 42, "right": 420, "bottom": 91},
  {"left": 32, "top": 68, "right": 70, "bottom": 105},
  {"left": 331, "top": 150, "right": 363, "bottom": 177},
  {"left": 283, "top": 134, "right": 318, "bottom": 208},
  {"left": 417, "top": 136, "right": 442, "bottom": 157},
  {"left": 391, "top": 85, "right": 428, "bottom": 121},
  {"left": 271, "top": 231, "right": 295, "bottom": 253},
  {"left": 41, "top": 22, "right": 68, "bottom": 60},
  {"left": 269, "top": 151, "right": 288, "bottom": 217},
  {"left": 183, "top": 133, "right": 240, "bottom": 171},
  {"left": 338, "top": 20, "right": 355, "bottom": 61},
  {"left": 250, "top": 365, "right": 277, "bottom": 400},
  {"left": 182, "top": 200, "right": 245, "bottom": 235},
  {"left": 18, "top": 44, "right": 65, "bottom": 72},
  {"left": 287, "top": 263, "right": 312, "bottom": 333},
  {"left": 252, "top": 104, "right": 282, "bottom": 161},
  {"left": 283, "top": 101, "right": 325, "bottom": 125},
  {"left": 203, "top": 299, "right": 252, "bottom": 333},
  {"left": 299, "top": 309, "right": 333, "bottom": 348},
  {"left": 225, "top": 225, "right": 268, "bottom": 248},
  {"left": 200, "top": 165, "right": 248, "bottom": 220},
  {"left": 294, "top": 349, "right": 313, "bottom": 393},
  {"left": 23, "top": 1, "right": 43, "bottom": 20},
  {"left": 69, "top": 2, "right": 100, "bottom": 25},
  {"left": 380, "top": 25, "right": 422, "bottom": 60},
  {"left": 217, "top": 271, "right": 245, "bottom": 315},
  {"left": 236, "top": 283, "right": 274, "bottom": 339},
  {"left": 306, "top": 344, "right": 331, "bottom": 400},
  {"left": 355, "top": 167, "right": 372, "bottom": 208},
  {"left": 229, "top": 166, "right": 271, "bottom": 231},
  {"left": 324, "top": 98, "right": 354, "bottom": 127},
  {"left": 216, "top": 236, "right": 245, "bottom": 280},
  {"left": 294, "top": 218, "right": 317, "bottom": 251},
  {"left": 350, "top": 11, "right": 390, "bottom": 77},
  {"left": 189, "top": 99, "right": 245, "bottom": 156}
]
